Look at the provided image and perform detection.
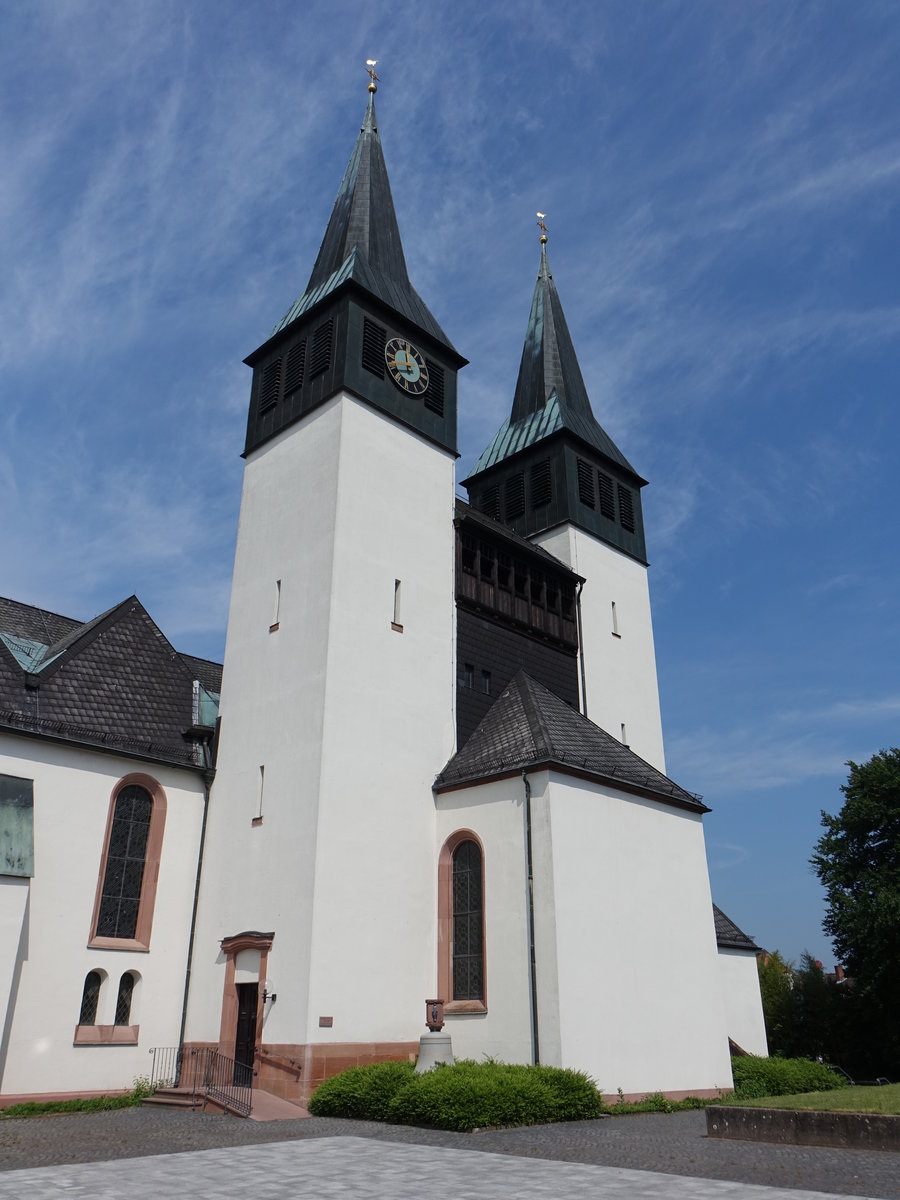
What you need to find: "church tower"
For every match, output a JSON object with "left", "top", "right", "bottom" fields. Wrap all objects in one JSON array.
[
  {"left": 186, "top": 74, "right": 465, "bottom": 1093},
  {"left": 463, "top": 234, "right": 665, "bottom": 770}
]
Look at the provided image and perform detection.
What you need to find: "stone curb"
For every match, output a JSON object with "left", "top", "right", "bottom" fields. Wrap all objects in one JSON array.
[{"left": 706, "top": 1105, "right": 900, "bottom": 1151}]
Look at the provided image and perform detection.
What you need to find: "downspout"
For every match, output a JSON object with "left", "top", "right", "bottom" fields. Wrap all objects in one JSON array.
[
  {"left": 522, "top": 768, "right": 540, "bottom": 1065},
  {"left": 177, "top": 737, "right": 213, "bottom": 1079},
  {"left": 575, "top": 579, "right": 588, "bottom": 717}
]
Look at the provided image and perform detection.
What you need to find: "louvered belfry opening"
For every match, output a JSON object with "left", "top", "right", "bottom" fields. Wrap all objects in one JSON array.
[
  {"left": 283, "top": 340, "right": 306, "bottom": 396},
  {"left": 361, "top": 316, "right": 386, "bottom": 377},
  {"left": 309, "top": 317, "right": 334, "bottom": 378}
]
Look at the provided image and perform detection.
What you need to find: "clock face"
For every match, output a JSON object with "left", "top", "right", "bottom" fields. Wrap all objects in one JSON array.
[{"left": 385, "top": 337, "right": 429, "bottom": 395}]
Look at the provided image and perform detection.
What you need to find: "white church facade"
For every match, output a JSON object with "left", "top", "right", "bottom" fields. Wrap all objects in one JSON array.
[{"left": 0, "top": 81, "right": 766, "bottom": 1108}]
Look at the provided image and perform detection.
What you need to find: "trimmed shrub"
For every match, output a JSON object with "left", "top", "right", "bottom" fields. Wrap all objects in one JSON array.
[
  {"left": 308, "top": 1060, "right": 415, "bottom": 1121},
  {"left": 731, "top": 1055, "right": 844, "bottom": 1099},
  {"left": 387, "top": 1060, "right": 604, "bottom": 1132},
  {"left": 308, "top": 1058, "right": 604, "bottom": 1131}
]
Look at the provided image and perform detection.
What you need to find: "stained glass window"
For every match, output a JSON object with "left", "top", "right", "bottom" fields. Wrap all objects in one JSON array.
[
  {"left": 95, "top": 786, "right": 152, "bottom": 939},
  {"left": 452, "top": 840, "right": 483, "bottom": 1001}
]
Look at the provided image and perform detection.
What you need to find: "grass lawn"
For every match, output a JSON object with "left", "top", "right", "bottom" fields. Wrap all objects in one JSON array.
[{"left": 737, "top": 1083, "right": 900, "bottom": 1115}]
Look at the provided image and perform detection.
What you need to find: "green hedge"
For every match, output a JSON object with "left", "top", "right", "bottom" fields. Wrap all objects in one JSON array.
[
  {"left": 307, "top": 1059, "right": 416, "bottom": 1121},
  {"left": 731, "top": 1055, "right": 844, "bottom": 1099},
  {"left": 308, "top": 1059, "right": 604, "bottom": 1130}
]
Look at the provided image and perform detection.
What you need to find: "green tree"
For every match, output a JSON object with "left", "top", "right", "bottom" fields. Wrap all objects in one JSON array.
[
  {"left": 812, "top": 748, "right": 900, "bottom": 1074},
  {"left": 757, "top": 950, "right": 795, "bottom": 1056}
]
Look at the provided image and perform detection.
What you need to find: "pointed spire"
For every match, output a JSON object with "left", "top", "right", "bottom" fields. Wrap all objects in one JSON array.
[
  {"left": 271, "top": 75, "right": 456, "bottom": 353},
  {"left": 304, "top": 89, "right": 410, "bottom": 294},
  {"left": 467, "top": 234, "right": 640, "bottom": 481}
]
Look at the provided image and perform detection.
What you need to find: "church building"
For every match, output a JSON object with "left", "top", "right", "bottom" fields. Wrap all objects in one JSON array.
[{"left": 0, "top": 76, "right": 766, "bottom": 1108}]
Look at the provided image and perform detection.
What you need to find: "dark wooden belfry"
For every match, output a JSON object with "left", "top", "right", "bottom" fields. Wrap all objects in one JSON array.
[
  {"left": 242, "top": 88, "right": 466, "bottom": 459},
  {"left": 463, "top": 244, "right": 648, "bottom": 564}
]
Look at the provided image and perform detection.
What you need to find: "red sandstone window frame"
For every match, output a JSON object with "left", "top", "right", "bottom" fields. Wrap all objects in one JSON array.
[
  {"left": 87, "top": 773, "right": 167, "bottom": 953},
  {"left": 438, "top": 829, "right": 487, "bottom": 1014}
]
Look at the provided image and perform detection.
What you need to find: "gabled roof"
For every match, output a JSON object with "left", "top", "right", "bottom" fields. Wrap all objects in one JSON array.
[
  {"left": 468, "top": 246, "right": 641, "bottom": 480},
  {"left": 0, "top": 595, "right": 222, "bottom": 771},
  {"left": 713, "top": 904, "right": 760, "bottom": 952},
  {"left": 270, "top": 94, "right": 456, "bottom": 355},
  {"left": 435, "top": 670, "right": 707, "bottom": 813}
]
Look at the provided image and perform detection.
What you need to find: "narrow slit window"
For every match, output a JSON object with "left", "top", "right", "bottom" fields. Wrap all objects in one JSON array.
[
  {"left": 392, "top": 579, "right": 403, "bottom": 631},
  {"left": 463, "top": 663, "right": 474, "bottom": 689},
  {"left": 255, "top": 765, "right": 265, "bottom": 821},
  {"left": 620, "top": 723, "right": 628, "bottom": 745},
  {"left": 611, "top": 601, "right": 619, "bottom": 637},
  {"left": 270, "top": 580, "right": 281, "bottom": 632},
  {"left": 480, "top": 670, "right": 491, "bottom": 695}
]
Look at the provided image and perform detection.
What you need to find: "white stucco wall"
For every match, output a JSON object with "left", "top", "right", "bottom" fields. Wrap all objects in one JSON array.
[
  {"left": 188, "top": 393, "right": 455, "bottom": 1051},
  {"left": 534, "top": 527, "right": 665, "bottom": 772},
  {"left": 0, "top": 734, "right": 205, "bottom": 1096},
  {"left": 544, "top": 773, "right": 732, "bottom": 1095},
  {"left": 718, "top": 948, "right": 768, "bottom": 1057},
  {"left": 434, "top": 776, "right": 535, "bottom": 1064}
]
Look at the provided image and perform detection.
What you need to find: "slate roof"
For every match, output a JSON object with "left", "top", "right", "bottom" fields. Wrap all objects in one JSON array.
[
  {"left": 713, "top": 904, "right": 760, "bottom": 952},
  {"left": 0, "top": 595, "right": 222, "bottom": 771},
  {"left": 435, "top": 670, "right": 707, "bottom": 813},
  {"left": 270, "top": 94, "right": 457, "bottom": 355},
  {"left": 469, "top": 246, "right": 644, "bottom": 481}
]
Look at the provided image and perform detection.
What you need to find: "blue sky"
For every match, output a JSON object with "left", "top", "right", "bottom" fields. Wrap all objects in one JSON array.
[{"left": 2, "top": 2, "right": 898, "bottom": 968}]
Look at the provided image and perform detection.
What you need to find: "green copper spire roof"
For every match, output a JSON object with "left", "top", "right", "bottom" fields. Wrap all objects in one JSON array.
[
  {"left": 471, "top": 246, "right": 639, "bottom": 478},
  {"left": 272, "top": 93, "right": 456, "bottom": 353}
]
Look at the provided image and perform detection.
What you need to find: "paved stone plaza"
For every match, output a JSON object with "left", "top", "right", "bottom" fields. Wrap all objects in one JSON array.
[{"left": 0, "top": 1109, "right": 897, "bottom": 1199}]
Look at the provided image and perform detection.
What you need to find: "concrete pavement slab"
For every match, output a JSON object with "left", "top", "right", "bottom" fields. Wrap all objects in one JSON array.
[{"left": 0, "top": 1135, "right": 879, "bottom": 1200}]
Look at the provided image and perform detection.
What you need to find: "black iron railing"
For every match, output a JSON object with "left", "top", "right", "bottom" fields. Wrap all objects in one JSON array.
[{"left": 148, "top": 1046, "right": 254, "bottom": 1116}]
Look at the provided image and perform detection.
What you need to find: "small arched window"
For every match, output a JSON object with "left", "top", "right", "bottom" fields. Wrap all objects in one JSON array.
[
  {"left": 79, "top": 971, "right": 101, "bottom": 1026},
  {"left": 438, "top": 831, "right": 486, "bottom": 1012},
  {"left": 115, "top": 972, "right": 136, "bottom": 1025},
  {"left": 90, "top": 775, "right": 167, "bottom": 951}
]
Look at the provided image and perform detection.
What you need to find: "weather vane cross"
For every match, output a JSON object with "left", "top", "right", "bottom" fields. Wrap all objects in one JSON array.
[
  {"left": 536, "top": 212, "right": 548, "bottom": 244},
  {"left": 366, "top": 59, "right": 379, "bottom": 93}
]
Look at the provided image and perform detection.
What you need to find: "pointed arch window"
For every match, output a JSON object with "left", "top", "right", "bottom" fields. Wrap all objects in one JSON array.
[
  {"left": 89, "top": 775, "right": 167, "bottom": 952},
  {"left": 438, "top": 830, "right": 486, "bottom": 1012}
]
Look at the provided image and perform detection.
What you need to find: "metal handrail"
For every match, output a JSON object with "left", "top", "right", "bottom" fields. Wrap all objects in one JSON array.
[{"left": 148, "top": 1046, "right": 254, "bottom": 1116}]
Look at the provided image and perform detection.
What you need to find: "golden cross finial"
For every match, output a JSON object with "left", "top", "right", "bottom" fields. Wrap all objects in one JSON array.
[
  {"left": 366, "top": 59, "right": 379, "bottom": 93},
  {"left": 536, "top": 212, "right": 548, "bottom": 244}
]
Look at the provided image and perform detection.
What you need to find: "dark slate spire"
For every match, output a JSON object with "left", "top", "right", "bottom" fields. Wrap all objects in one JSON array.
[
  {"left": 475, "top": 245, "right": 637, "bottom": 476},
  {"left": 271, "top": 93, "right": 455, "bottom": 353},
  {"left": 305, "top": 92, "right": 410, "bottom": 294},
  {"left": 463, "top": 239, "right": 648, "bottom": 563}
]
